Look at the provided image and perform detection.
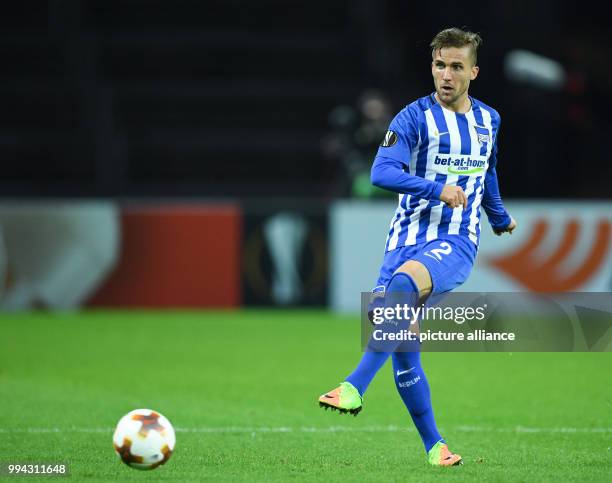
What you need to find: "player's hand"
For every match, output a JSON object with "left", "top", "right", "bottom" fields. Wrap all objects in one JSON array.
[
  {"left": 439, "top": 185, "right": 467, "bottom": 209},
  {"left": 494, "top": 216, "right": 517, "bottom": 236}
]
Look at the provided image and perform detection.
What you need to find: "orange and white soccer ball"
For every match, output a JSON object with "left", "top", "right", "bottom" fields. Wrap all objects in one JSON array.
[{"left": 112, "top": 409, "right": 176, "bottom": 470}]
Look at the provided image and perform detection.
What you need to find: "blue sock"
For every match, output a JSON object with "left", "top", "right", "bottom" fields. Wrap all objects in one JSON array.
[
  {"left": 392, "top": 348, "right": 443, "bottom": 452},
  {"left": 345, "top": 272, "right": 419, "bottom": 396}
]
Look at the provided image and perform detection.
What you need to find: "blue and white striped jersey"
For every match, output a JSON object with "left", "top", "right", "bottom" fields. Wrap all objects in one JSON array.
[{"left": 372, "top": 93, "right": 508, "bottom": 252}]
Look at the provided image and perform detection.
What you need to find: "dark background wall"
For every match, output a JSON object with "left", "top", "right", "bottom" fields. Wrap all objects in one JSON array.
[{"left": 2, "top": 0, "right": 610, "bottom": 199}]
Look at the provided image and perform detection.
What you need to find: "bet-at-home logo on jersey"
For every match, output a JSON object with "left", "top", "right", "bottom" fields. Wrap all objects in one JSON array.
[{"left": 433, "top": 155, "right": 486, "bottom": 175}]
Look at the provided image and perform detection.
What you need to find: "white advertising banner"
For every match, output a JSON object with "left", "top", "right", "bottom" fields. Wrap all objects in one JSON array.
[
  {"left": 331, "top": 200, "right": 612, "bottom": 313},
  {"left": 0, "top": 201, "right": 119, "bottom": 310}
]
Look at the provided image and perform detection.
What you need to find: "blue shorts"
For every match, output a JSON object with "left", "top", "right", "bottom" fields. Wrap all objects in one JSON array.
[{"left": 373, "top": 236, "right": 477, "bottom": 295}]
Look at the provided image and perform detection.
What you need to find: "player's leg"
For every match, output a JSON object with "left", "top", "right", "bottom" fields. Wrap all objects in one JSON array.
[
  {"left": 391, "top": 238, "right": 474, "bottom": 466},
  {"left": 344, "top": 260, "right": 430, "bottom": 394},
  {"left": 318, "top": 260, "right": 429, "bottom": 413},
  {"left": 393, "top": 351, "right": 464, "bottom": 466},
  {"left": 388, "top": 263, "right": 441, "bottom": 454},
  {"left": 391, "top": 347, "right": 460, "bottom": 466},
  {"left": 383, "top": 261, "right": 456, "bottom": 460},
  {"left": 392, "top": 348, "right": 439, "bottom": 447}
]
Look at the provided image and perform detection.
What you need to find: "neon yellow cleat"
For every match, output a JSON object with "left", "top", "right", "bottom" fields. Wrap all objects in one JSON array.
[
  {"left": 428, "top": 441, "right": 463, "bottom": 466},
  {"left": 318, "top": 381, "right": 362, "bottom": 416}
]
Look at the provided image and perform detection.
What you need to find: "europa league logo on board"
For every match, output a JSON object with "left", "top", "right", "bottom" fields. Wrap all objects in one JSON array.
[
  {"left": 263, "top": 213, "right": 307, "bottom": 305},
  {"left": 243, "top": 210, "right": 327, "bottom": 306}
]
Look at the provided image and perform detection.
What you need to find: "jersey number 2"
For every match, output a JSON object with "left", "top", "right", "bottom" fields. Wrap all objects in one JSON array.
[{"left": 424, "top": 242, "right": 452, "bottom": 261}]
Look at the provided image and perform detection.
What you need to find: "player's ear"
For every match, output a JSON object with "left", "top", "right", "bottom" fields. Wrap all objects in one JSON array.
[{"left": 470, "top": 65, "right": 479, "bottom": 81}]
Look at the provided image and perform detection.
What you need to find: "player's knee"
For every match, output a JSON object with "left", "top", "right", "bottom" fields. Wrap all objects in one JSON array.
[
  {"left": 387, "top": 271, "right": 419, "bottom": 294},
  {"left": 393, "top": 261, "right": 432, "bottom": 300},
  {"left": 384, "top": 272, "right": 420, "bottom": 321}
]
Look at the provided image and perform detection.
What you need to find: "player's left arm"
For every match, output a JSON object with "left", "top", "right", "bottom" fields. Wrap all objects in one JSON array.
[
  {"left": 482, "top": 167, "right": 516, "bottom": 235},
  {"left": 481, "top": 116, "right": 517, "bottom": 236}
]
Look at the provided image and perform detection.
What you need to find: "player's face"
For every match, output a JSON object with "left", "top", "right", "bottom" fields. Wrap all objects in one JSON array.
[{"left": 431, "top": 46, "right": 479, "bottom": 110}]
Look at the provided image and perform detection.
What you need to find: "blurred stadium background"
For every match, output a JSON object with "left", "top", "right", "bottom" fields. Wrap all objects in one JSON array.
[
  {"left": 1, "top": 2, "right": 611, "bottom": 480},
  {"left": 0, "top": 0, "right": 610, "bottom": 310}
]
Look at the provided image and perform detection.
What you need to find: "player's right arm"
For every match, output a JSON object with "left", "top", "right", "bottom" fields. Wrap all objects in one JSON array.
[
  {"left": 370, "top": 156, "right": 444, "bottom": 201},
  {"left": 371, "top": 106, "right": 466, "bottom": 208}
]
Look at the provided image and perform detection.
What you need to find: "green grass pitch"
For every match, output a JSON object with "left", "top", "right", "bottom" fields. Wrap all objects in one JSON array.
[{"left": 1, "top": 310, "right": 610, "bottom": 481}]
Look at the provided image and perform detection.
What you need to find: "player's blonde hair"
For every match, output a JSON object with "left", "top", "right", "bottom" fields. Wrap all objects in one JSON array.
[{"left": 430, "top": 28, "right": 482, "bottom": 65}]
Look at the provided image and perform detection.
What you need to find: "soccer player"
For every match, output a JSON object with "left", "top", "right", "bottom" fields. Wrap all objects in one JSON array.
[{"left": 318, "top": 28, "right": 516, "bottom": 467}]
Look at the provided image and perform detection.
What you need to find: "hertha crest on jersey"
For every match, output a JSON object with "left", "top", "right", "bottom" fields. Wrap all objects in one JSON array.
[{"left": 473, "top": 125, "right": 490, "bottom": 145}]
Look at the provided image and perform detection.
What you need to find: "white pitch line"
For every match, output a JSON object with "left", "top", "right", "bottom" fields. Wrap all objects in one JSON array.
[
  {"left": 455, "top": 425, "right": 611, "bottom": 434},
  {"left": 0, "top": 426, "right": 609, "bottom": 434}
]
